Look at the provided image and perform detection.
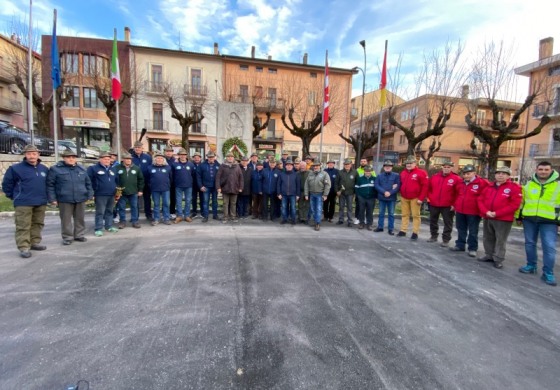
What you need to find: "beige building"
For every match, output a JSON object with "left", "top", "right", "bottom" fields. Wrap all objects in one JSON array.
[{"left": 515, "top": 37, "right": 560, "bottom": 174}]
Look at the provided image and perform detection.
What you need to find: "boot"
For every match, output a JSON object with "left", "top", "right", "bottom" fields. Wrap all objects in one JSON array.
[
  {"left": 314, "top": 223, "right": 320, "bottom": 231},
  {"left": 174, "top": 217, "right": 183, "bottom": 224}
]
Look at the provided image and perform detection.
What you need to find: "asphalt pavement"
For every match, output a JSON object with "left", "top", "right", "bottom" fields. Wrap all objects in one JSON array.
[{"left": 0, "top": 214, "right": 559, "bottom": 389}]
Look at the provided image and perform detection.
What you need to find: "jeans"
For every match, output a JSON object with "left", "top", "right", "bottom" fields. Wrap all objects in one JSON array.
[
  {"left": 202, "top": 187, "right": 218, "bottom": 218},
  {"left": 377, "top": 200, "right": 396, "bottom": 231},
  {"left": 523, "top": 219, "right": 557, "bottom": 274},
  {"left": 357, "top": 196, "right": 374, "bottom": 226},
  {"left": 237, "top": 194, "right": 251, "bottom": 217},
  {"left": 429, "top": 205, "right": 454, "bottom": 242},
  {"left": 94, "top": 195, "right": 115, "bottom": 231},
  {"left": 152, "top": 191, "right": 170, "bottom": 221},
  {"left": 192, "top": 185, "right": 203, "bottom": 215},
  {"left": 310, "top": 193, "right": 323, "bottom": 224},
  {"left": 176, "top": 187, "right": 193, "bottom": 218},
  {"left": 338, "top": 194, "right": 354, "bottom": 222},
  {"left": 281, "top": 195, "right": 297, "bottom": 222},
  {"left": 455, "top": 212, "right": 481, "bottom": 251},
  {"left": 117, "top": 194, "right": 139, "bottom": 223},
  {"left": 262, "top": 193, "right": 279, "bottom": 220}
]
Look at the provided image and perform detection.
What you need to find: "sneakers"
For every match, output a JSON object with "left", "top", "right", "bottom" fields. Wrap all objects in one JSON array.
[
  {"left": 541, "top": 272, "right": 557, "bottom": 286},
  {"left": 468, "top": 251, "right": 477, "bottom": 257},
  {"left": 397, "top": 231, "right": 406, "bottom": 237},
  {"left": 449, "top": 246, "right": 464, "bottom": 252},
  {"left": 427, "top": 236, "right": 438, "bottom": 243},
  {"left": 19, "top": 250, "right": 31, "bottom": 258},
  {"left": 373, "top": 228, "right": 383, "bottom": 232},
  {"left": 95, "top": 230, "right": 104, "bottom": 237},
  {"left": 411, "top": 233, "right": 418, "bottom": 241},
  {"left": 62, "top": 240, "right": 72, "bottom": 245},
  {"left": 151, "top": 221, "right": 159, "bottom": 226},
  {"left": 440, "top": 241, "right": 449, "bottom": 247},
  {"left": 107, "top": 227, "right": 119, "bottom": 233},
  {"left": 30, "top": 244, "right": 47, "bottom": 251},
  {"left": 519, "top": 264, "right": 537, "bottom": 274}
]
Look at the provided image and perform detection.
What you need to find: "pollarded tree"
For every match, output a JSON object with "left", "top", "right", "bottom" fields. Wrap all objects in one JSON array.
[
  {"left": 338, "top": 128, "right": 383, "bottom": 163},
  {"left": 465, "top": 41, "right": 551, "bottom": 177},
  {"left": 416, "top": 136, "right": 442, "bottom": 173}
]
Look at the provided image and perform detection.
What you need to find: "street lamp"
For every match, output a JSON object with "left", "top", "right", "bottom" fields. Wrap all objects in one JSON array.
[{"left": 355, "top": 40, "right": 366, "bottom": 163}]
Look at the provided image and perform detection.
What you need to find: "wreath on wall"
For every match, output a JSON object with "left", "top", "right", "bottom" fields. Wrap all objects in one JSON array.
[{"left": 222, "top": 137, "right": 248, "bottom": 160}]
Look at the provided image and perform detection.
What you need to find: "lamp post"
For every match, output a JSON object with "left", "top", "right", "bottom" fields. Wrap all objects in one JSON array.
[{"left": 357, "top": 40, "right": 366, "bottom": 163}]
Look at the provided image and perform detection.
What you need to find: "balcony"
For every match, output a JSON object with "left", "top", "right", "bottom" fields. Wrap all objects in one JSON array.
[
  {"left": 475, "top": 119, "right": 524, "bottom": 132},
  {"left": 145, "top": 81, "right": 165, "bottom": 95},
  {"left": 467, "top": 144, "right": 521, "bottom": 157},
  {"left": 144, "top": 119, "right": 169, "bottom": 132},
  {"left": 254, "top": 97, "right": 284, "bottom": 114},
  {"left": 190, "top": 123, "right": 208, "bottom": 135},
  {"left": 184, "top": 84, "right": 208, "bottom": 98},
  {"left": 529, "top": 143, "right": 560, "bottom": 157},
  {"left": 254, "top": 129, "right": 284, "bottom": 142},
  {"left": 0, "top": 96, "right": 23, "bottom": 113},
  {"left": 533, "top": 102, "right": 560, "bottom": 118},
  {"left": 0, "top": 66, "right": 14, "bottom": 84}
]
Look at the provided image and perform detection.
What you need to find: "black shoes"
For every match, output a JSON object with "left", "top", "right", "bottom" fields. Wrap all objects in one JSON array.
[
  {"left": 397, "top": 231, "right": 406, "bottom": 237},
  {"left": 202, "top": 217, "right": 208, "bottom": 223},
  {"left": 30, "top": 244, "right": 46, "bottom": 251},
  {"left": 337, "top": 220, "right": 344, "bottom": 225},
  {"left": 20, "top": 250, "right": 31, "bottom": 258},
  {"left": 411, "top": 233, "right": 418, "bottom": 241},
  {"left": 373, "top": 228, "right": 383, "bottom": 232},
  {"left": 314, "top": 224, "right": 320, "bottom": 231},
  {"left": 388, "top": 230, "right": 394, "bottom": 235},
  {"left": 62, "top": 240, "right": 72, "bottom": 245},
  {"left": 281, "top": 220, "right": 287, "bottom": 225},
  {"left": 74, "top": 237, "right": 87, "bottom": 242}
]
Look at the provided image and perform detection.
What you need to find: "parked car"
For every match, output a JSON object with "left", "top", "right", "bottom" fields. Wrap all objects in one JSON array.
[
  {"left": 0, "top": 122, "right": 55, "bottom": 156},
  {"left": 57, "top": 140, "right": 100, "bottom": 159}
]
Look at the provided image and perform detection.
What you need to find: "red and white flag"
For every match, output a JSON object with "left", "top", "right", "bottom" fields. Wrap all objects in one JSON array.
[
  {"left": 111, "top": 29, "right": 122, "bottom": 101},
  {"left": 323, "top": 51, "right": 329, "bottom": 126}
]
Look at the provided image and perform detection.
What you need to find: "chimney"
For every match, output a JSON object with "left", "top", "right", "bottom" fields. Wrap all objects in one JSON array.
[
  {"left": 461, "top": 85, "right": 469, "bottom": 99},
  {"left": 539, "top": 37, "right": 554, "bottom": 60},
  {"left": 124, "top": 27, "right": 131, "bottom": 42},
  {"left": 268, "top": 55, "right": 272, "bottom": 61},
  {"left": 251, "top": 46, "right": 255, "bottom": 58},
  {"left": 214, "top": 42, "right": 219, "bottom": 55},
  {"left": 303, "top": 53, "right": 308, "bottom": 65}
]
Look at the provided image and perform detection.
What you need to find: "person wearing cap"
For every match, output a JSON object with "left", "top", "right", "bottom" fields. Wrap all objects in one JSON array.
[
  {"left": 109, "top": 151, "right": 119, "bottom": 168},
  {"left": 355, "top": 165, "right": 376, "bottom": 230},
  {"left": 323, "top": 159, "right": 339, "bottom": 223},
  {"left": 131, "top": 141, "right": 153, "bottom": 221},
  {"left": 304, "top": 155, "right": 314, "bottom": 170},
  {"left": 305, "top": 161, "right": 331, "bottom": 231},
  {"left": 251, "top": 161, "right": 265, "bottom": 219},
  {"left": 297, "top": 161, "right": 311, "bottom": 224},
  {"left": 191, "top": 151, "right": 203, "bottom": 218},
  {"left": 450, "top": 164, "right": 489, "bottom": 257},
  {"left": 293, "top": 158, "right": 301, "bottom": 172},
  {"left": 249, "top": 152, "right": 259, "bottom": 170},
  {"left": 355, "top": 157, "right": 371, "bottom": 223},
  {"left": 172, "top": 148, "right": 195, "bottom": 223},
  {"left": 476, "top": 166, "right": 522, "bottom": 269},
  {"left": 47, "top": 149, "right": 94, "bottom": 245},
  {"left": 2, "top": 145, "right": 49, "bottom": 258},
  {"left": 262, "top": 159, "right": 280, "bottom": 221},
  {"left": 374, "top": 160, "right": 401, "bottom": 235},
  {"left": 397, "top": 156, "right": 428, "bottom": 240},
  {"left": 263, "top": 151, "right": 276, "bottom": 169},
  {"left": 87, "top": 152, "right": 120, "bottom": 236},
  {"left": 114, "top": 152, "right": 144, "bottom": 229},
  {"left": 426, "top": 161, "right": 460, "bottom": 246},
  {"left": 237, "top": 156, "right": 253, "bottom": 219},
  {"left": 277, "top": 159, "right": 300, "bottom": 224},
  {"left": 517, "top": 161, "right": 559, "bottom": 286},
  {"left": 216, "top": 152, "right": 243, "bottom": 223},
  {"left": 336, "top": 159, "right": 356, "bottom": 227},
  {"left": 196, "top": 152, "right": 220, "bottom": 222},
  {"left": 163, "top": 146, "right": 177, "bottom": 218},
  {"left": 145, "top": 152, "right": 173, "bottom": 225},
  {"left": 281, "top": 151, "right": 290, "bottom": 166}
]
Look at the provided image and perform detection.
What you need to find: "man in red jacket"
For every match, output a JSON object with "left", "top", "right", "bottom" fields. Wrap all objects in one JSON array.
[
  {"left": 476, "top": 166, "right": 522, "bottom": 269},
  {"left": 397, "top": 156, "right": 428, "bottom": 240},
  {"left": 451, "top": 164, "right": 489, "bottom": 257},
  {"left": 426, "top": 162, "right": 460, "bottom": 246}
]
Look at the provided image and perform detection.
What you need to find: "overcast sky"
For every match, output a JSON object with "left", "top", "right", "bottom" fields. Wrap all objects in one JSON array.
[{"left": 1, "top": 0, "right": 556, "bottom": 101}]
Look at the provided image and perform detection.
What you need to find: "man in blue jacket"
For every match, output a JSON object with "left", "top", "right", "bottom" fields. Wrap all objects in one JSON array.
[
  {"left": 2, "top": 145, "right": 49, "bottom": 258},
  {"left": 47, "top": 149, "right": 94, "bottom": 245},
  {"left": 88, "top": 152, "right": 119, "bottom": 237},
  {"left": 145, "top": 152, "right": 173, "bottom": 225},
  {"left": 277, "top": 159, "right": 300, "bottom": 225},
  {"left": 251, "top": 161, "right": 264, "bottom": 219},
  {"left": 173, "top": 148, "right": 195, "bottom": 223},
  {"left": 196, "top": 152, "right": 220, "bottom": 222},
  {"left": 262, "top": 159, "right": 280, "bottom": 221},
  {"left": 191, "top": 152, "right": 203, "bottom": 218},
  {"left": 374, "top": 160, "right": 401, "bottom": 235},
  {"left": 131, "top": 141, "right": 153, "bottom": 221}
]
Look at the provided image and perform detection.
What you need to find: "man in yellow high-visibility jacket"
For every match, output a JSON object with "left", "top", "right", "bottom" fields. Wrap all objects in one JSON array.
[{"left": 517, "top": 161, "right": 560, "bottom": 286}]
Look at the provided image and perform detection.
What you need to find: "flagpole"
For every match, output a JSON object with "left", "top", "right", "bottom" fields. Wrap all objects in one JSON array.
[
  {"left": 52, "top": 9, "right": 59, "bottom": 161},
  {"left": 28, "top": 0, "right": 34, "bottom": 141},
  {"left": 375, "top": 40, "right": 388, "bottom": 172},
  {"left": 113, "top": 28, "right": 122, "bottom": 161},
  {"left": 319, "top": 50, "right": 328, "bottom": 164}
]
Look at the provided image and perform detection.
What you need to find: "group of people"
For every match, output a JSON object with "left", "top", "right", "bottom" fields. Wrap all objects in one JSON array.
[{"left": 2, "top": 144, "right": 558, "bottom": 287}]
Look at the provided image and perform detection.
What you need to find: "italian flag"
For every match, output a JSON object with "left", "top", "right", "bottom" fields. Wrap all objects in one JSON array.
[{"left": 111, "top": 29, "right": 122, "bottom": 100}]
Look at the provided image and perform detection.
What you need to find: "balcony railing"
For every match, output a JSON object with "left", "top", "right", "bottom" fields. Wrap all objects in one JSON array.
[
  {"left": 533, "top": 102, "right": 560, "bottom": 118},
  {"left": 529, "top": 143, "right": 560, "bottom": 157},
  {"left": 144, "top": 119, "right": 169, "bottom": 132},
  {"left": 0, "top": 96, "right": 23, "bottom": 113},
  {"left": 474, "top": 118, "right": 524, "bottom": 132},
  {"left": 255, "top": 130, "right": 284, "bottom": 141},
  {"left": 190, "top": 123, "right": 208, "bottom": 135},
  {"left": 184, "top": 84, "right": 208, "bottom": 97},
  {"left": 145, "top": 80, "right": 165, "bottom": 94},
  {"left": 254, "top": 97, "right": 284, "bottom": 113},
  {"left": 468, "top": 144, "right": 521, "bottom": 157}
]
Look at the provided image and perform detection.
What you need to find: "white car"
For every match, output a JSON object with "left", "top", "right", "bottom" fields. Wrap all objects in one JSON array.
[{"left": 57, "top": 140, "right": 100, "bottom": 159}]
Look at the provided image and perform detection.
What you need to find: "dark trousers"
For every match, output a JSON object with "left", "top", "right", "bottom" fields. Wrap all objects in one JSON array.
[
  {"left": 169, "top": 183, "right": 176, "bottom": 214},
  {"left": 141, "top": 183, "right": 152, "bottom": 219},
  {"left": 323, "top": 192, "right": 337, "bottom": 220},
  {"left": 482, "top": 219, "right": 513, "bottom": 264},
  {"left": 14, "top": 205, "right": 46, "bottom": 250},
  {"left": 429, "top": 205, "right": 454, "bottom": 242},
  {"left": 59, "top": 202, "right": 86, "bottom": 240},
  {"left": 298, "top": 194, "right": 310, "bottom": 222},
  {"left": 237, "top": 194, "right": 251, "bottom": 217},
  {"left": 252, "top": 194, "right": 263, "bottom": 218},
  {"left": 357, "top": 196, "right": 374, "bottom": 226},
  {"left": 455, "top": 212, "right": 481, "bottom": 251},
  {"left": 262, "top": 193, "right": 279, "bottom": 220},
  {"left": 192, "top": 185, "right": 203, "bottom": 216},
  {"left": 94, "top": 195, "right": 115, "bottom": 231}
]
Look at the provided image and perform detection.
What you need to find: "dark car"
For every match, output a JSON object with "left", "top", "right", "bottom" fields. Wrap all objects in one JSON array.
[{"left": 0, "top": 122, "right": 55, "bottom": 156}]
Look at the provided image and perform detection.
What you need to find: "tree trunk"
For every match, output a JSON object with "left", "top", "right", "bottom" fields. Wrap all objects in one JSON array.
[
  {"left": 486, "top": 145, "right": 501, "bottom": 178},
  {"left": 301, "top": 137, "right": 311, "bottom": 158},
  {"left": 181, "top": 123, "right": 190, "bottom": 152}
]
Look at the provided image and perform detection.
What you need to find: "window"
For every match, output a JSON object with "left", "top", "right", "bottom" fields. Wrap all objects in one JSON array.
[
  {"left": 399, "top": 134, "right": 406, "bottom": 145},
  {"left": 64, "top": 86, "right": 80, "bottom": 107},
  {"left": 152, "top": 103, "right": 163, "bottom": 130},
  {"left": 191, "top": 68, "right": 202, "bottom": 94},
  {"left": 268, "top": 68, "right": 277, "bottom": 74},
  {"left": 476, "top": 109, "right": 486, "bottom": 125},
  {"left": 256, "top": 66, "right": 263, "bottom": 72},
  {"left": 83, "top": 54, "right": 109, "bottom": 76},
  {"left": 268, "top": 88, "right": 277, "bottom": 106},
  {"left": 151, "top": 64, "right": 163, "bottom": 91},
  {"left": 310, "top": 72, "right": 317, "bottom": 78},
  {"left": 308, "top": 91, "right": 317, "bottom": 106},
  {"left": 239, "top": 64, "right": 249, "bottom": 71},
  {"left": 268, "top": 119, "right": 276, "bottom": 136},
  {"left": 410, "top": 106, "right": 418, "bottom": 119},
  {"left": 191, "top": 106, "right": 203, "bottom": 133},
  {"left": 83, "top": 88, "right": 102, "bottom": 108},
  {"left": 400, "top": 110, "right": 409, "bottom": 121},
  {"left": 255, "top": 86, "right": 263, "bottom": 98},
  {"left": 240, "top": 85, "right": 249, "bottom": 103},
  {"left": 62, "top": 53, "right": 78, "bottom": 74}
]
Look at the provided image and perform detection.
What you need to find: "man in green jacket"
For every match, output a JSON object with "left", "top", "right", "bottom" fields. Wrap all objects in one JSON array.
[
  {"left": 517, "top": 161, "right": 559, "bottom": 286},
  {"left": 116, "top": 153, "right": 145, "bottom": 228},
  {"left": 355, "top": 165, "right": 376, "bottom": 230},
  {"left": 336, "top": 159, "right": 357, "bottom": 227},
  {"left": 304, "top": 162, "right": 331, "bottom": 231}
]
